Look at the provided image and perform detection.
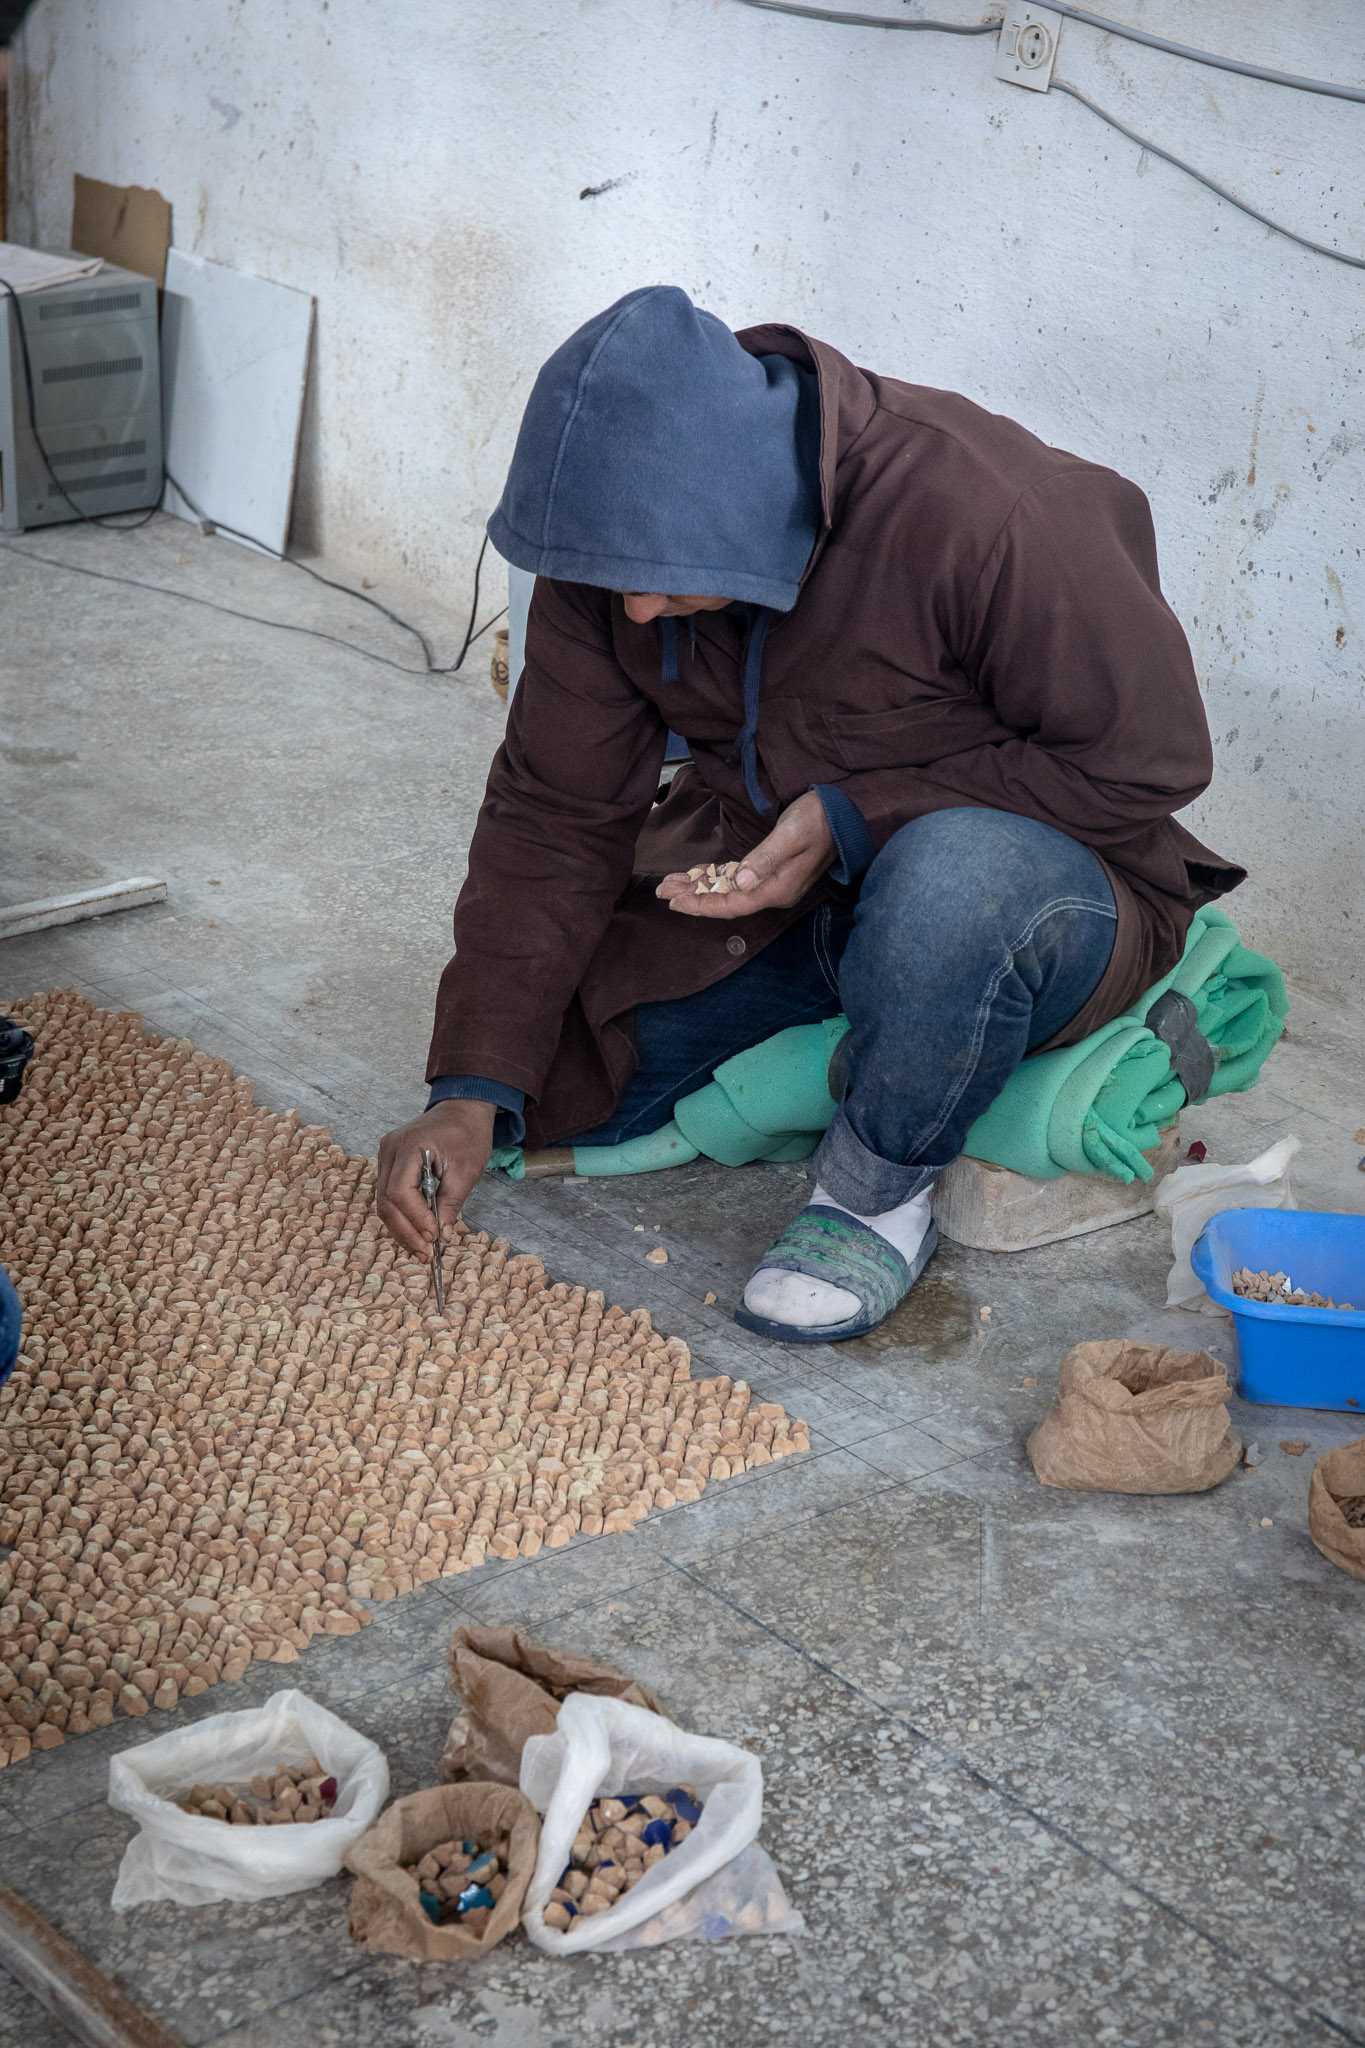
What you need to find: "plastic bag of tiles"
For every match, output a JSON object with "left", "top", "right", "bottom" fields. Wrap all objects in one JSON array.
[
  {"left": 519, "top": 1692, "right": 804, "bottom": 1951},
  {"left": 107, "top": 1688, "right": 389, "bottom": 1907}
]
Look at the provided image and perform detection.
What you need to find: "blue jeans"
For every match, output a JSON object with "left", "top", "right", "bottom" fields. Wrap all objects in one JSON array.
[
  {"left": 567, "top": 809, "right": 1118, "bottom": 1213},
  {"left": 0, "top": 1264, "right": 20, "bottom": 1389}
]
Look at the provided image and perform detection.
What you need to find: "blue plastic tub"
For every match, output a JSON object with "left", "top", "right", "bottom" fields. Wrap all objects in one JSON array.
[{"left": 1191, "top": 1208, "right": 1365, "bottom": 1411}]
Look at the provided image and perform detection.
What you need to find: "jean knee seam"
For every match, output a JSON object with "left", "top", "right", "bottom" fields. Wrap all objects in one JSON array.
[{"left": 907, "top": 893, "right": 1117, "bottom": 1157}]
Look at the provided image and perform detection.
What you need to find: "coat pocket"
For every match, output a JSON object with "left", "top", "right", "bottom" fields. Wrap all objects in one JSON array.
[
  {"left": 816, "top": 703, "right": 925, "bottom": 772},
  {"left": 815, "top": 694, "right": 1001, "bottom": 773}
]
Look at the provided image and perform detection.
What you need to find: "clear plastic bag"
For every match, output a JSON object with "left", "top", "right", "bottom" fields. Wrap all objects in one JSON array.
[
  {"left": 108, "top": 1687, "right": 389, "bottom": 1908},
  {"left": 1153, "top": 1135, "right": 1300, "bottom": 1314},
  {"left": 519, "top": 1692, "right": 803, "bottom": 1952}
]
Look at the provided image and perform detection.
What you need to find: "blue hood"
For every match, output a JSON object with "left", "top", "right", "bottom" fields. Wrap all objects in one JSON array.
[{"left": 488, "top": 286, "right": 821, "bottom": 612}]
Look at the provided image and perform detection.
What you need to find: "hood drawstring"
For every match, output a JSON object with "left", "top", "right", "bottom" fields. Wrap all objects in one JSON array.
[
  {"left": 659, "top": 606, "right": 773, "bottom": 814},
  {"left": 737, "top": 609, "right": 773, "bottom": 815},
  {"left": 659, "top": 615, "right": 700, "bottom": 680}
]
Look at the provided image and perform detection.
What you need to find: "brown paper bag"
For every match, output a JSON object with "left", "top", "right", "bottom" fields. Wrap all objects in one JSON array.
[
  {"left": 1308, "top": 1437, "right": 1365, "bottom": 1581},
  {"left": 1027, "top": 1340, "right": 1240, "bottom": 1493},
  {"left": 440, "top": 1625, "right": 666, "bottom": 1785},
  {"left": 346, "top": 1781, "right": 539, "bottom": 1960}
]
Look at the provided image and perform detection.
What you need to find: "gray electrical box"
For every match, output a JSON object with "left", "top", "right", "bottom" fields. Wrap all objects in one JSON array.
[{"left": 0, "top": 256, "right": 162, "bottom": 531}]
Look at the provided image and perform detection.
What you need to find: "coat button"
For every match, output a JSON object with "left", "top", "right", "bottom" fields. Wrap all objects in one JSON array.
[{"left": 726, "top": 935, "right": 746, "bottom": 957}]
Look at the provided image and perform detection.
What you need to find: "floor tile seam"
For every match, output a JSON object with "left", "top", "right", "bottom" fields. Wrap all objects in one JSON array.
[
  {"left": 33, "top": 975, "right": 369, "bottom": 1116},
  {"left": 884, "top": 1415, "right": 1017, "bottom": 1461},
  {"left": 425, "top": 1576, "right": 488, "bottom": 1615},
  {"left": 194, "top": 1957, "right": 377, "bottom": 2047},
  {"left": 833, "top": 1442, "right": 981, "bottom": 1488},
  {"left": 637, "top": 1462, "right": 960, "bottom": 1574},
  {"left": 488, "top": 1214, "right": 747, "bottom": 1333},
  {"left": 631, "top": 1443, "right": 891, "bottom": 1559},
  {"left": 454, "top": 1540, "right": 667, "bottom": 1605},
  {"left": 430, "top": 1526, "right": 664, "bottom": 1599},
  {"left": 482, "top": 1187, "right": 813, "bottom": 1363},
  {"left": 66, "top": 972, "right": 182, "bottom": 1008},
  {"left": 459, "top": 1564, "right": 675, "bottom": 1641},
  {"left": 143, "top": 996, "right": 376, "bottom": 1099},
  {"left": 658, "top": 1553, "right": 1365, "bottom": 2048},
  {"left": 789, "top": 1353, "right": 983, "bottom": 1425},
  {"left": 119, "top": 968, "right": 391, "bottom": 1068}
]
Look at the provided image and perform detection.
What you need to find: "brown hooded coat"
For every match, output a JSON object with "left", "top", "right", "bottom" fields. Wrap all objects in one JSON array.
[{"left": 428, "top": 325, "right": 1243, "bottom": 1147}]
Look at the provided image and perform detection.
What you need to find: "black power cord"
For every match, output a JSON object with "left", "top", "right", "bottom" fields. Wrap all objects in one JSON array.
[
  {"left": 0, "top": 276, "right": 506, "bottom": 678},
  {"left": 0, "top": 529, "right": 507, "bottom": 685},
  {"left": 162, "top": 470, "right": 504, "bottom": 679}
]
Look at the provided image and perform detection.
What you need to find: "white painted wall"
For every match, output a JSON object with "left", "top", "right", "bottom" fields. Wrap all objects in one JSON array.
[{"left": 8, "top": 0, "right": 1364, "bottom": 999}]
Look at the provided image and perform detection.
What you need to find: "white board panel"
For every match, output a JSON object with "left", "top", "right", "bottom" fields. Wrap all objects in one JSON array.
[{"left": 161, "top": 248, "right": 314, "bottom": 557}]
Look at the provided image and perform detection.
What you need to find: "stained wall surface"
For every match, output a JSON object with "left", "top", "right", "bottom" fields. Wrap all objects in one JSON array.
[{"left": 6, "top": 0, "right": 1363, "bottom": 998}]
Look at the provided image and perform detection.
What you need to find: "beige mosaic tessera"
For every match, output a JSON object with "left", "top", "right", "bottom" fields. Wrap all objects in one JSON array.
[{"left": 0, "top": 991, "right": 808, "bottom": 1765}]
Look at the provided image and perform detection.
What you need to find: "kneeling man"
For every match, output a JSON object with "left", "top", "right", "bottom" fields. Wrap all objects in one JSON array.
[{"left": 376, "top": 286, "right": 1242, "bottom": 1342}]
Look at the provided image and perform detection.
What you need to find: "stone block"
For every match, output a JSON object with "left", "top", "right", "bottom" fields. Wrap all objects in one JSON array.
[{"left": 932, "top": 1126, "right": 1183, "bottom": 1253}]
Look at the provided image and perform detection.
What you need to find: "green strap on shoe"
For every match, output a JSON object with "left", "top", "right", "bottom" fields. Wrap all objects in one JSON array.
[{"left": 756, "top": 1206, "right": 908, "bottom": 1314}]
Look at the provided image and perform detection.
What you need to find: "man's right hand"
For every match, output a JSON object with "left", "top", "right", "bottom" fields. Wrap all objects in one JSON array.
[{"left": 375, "top": 1099, "right": 497, "bottom": 1258}]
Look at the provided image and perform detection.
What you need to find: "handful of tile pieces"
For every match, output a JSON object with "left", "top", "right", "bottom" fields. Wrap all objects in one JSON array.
[
  {"left": 176, "top": 1754, "right": 337, "bottom": 1825},
  {"left": 542, "top": 1786, "right": 702, "bottom": 1929},
  {"left": 687, "top": 862, "right": 742, "bottom": 897},
  {"left": 410, "top": 1834, "right": 510, "bottom": 1935},
  {"left": 1233, "top": 1266, "right": 1356, "bottom": 1311}
]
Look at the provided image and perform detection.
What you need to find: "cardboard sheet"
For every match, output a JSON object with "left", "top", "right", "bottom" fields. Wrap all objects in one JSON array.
[{"left": 71, "top": 174, "right": 172, "bottom": 287}]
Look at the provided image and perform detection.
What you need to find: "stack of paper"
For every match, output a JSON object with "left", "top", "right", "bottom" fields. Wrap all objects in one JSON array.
[{"left": 0, "top": 243, "right": 105, "bottom": 295}]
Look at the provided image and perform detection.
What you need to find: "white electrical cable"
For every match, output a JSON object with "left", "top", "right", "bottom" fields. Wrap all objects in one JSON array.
[
  {"left": 1047, "top": 4, "right": 1365, "bottom": 106},
  {"left": 1052, "top": 79, "right": 1365, "bottom": 271},
  {"left": 732, "top": 1, "right": 996, "bottom": 31},
  {"left": 731, "top": 0, "right": 1365, "bottom": 272},
  {"left": 731, "top": 0, "right": 1365, "bottom": 101}
]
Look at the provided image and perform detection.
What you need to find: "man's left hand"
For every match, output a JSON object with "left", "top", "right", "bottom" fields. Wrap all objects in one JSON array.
[{"left": 657, "top": 791, "right": 835, "bottom": 917}]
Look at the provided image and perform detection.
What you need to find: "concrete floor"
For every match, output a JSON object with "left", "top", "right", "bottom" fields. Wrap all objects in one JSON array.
[{"left": 2, "top": 515, "right": 1364, "bottom": 2048}]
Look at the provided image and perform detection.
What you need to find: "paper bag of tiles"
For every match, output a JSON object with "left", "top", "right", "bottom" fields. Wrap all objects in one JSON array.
[
  {"left": 1307, "top": 1437, "right": 1365, "bottom": 1583},
  {"left": 107, "top": 1687, "right": 389, "bottom": 1907},
  {"left": 439, "top": 1623, "right": 664, "bottom": 1786},
  {"left": 346, "top": 1779, "right": 542, "bottom": 1960},
  {"left": 518, "top": 1693, "right": 804, "bottom": 1952},
  {"left": 1027, "top": 1340, "right": 1241, "bottom": 1494}
]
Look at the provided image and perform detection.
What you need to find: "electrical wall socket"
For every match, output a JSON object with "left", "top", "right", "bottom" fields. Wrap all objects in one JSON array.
[{"left": 993, "top": 4, "right": 1062, "bottom": 92}]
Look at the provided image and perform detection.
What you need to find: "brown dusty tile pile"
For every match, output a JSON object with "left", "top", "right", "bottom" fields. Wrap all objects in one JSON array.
[
  {"left": 0, "top": 990, "right": 808, "bottom": 1766},
  {"left": 1232, "top": 1266, "right": 1357, "bottom": 1311},
  {"left": 177, "top": 1755, "right": 337, "bottom": 1825}
]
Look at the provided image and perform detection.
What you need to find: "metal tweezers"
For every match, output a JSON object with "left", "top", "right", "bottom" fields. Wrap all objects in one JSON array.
[{"left": 419, "top": 1148, "right": 445, "bottom": 1314}]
